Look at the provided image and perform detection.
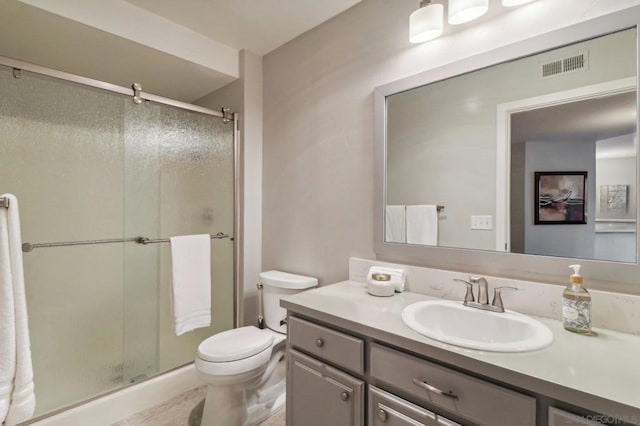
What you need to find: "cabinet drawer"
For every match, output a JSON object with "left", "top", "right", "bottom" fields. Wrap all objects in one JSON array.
[
  {"left": 289, "top": 316, "right": 364, "bottom": 375},
  {"left": 436, "top": 418, "right": 462, "bottom": 426},
  {"left": 370, "top": 343, "right": 536, "bottom": 426},
  {"left": 548, "top": 407, "right": 604, "bottom": 426},
  {"left": 369, "top": 385, "right": 438, "bottom": 426}
]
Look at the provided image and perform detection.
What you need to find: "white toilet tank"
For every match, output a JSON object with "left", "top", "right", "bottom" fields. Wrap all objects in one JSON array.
[{"left": 260, "top": 270, "right": 318, "bottom": 333}]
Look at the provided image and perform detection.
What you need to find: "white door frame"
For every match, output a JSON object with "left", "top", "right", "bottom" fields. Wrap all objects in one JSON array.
[{"left": 495, "top": 77, "right": 636, "bottom": 252}]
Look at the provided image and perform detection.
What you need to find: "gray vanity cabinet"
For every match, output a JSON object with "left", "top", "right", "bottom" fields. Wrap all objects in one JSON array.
[
  {"left": 283, "top": 283, "right": 638, "bottom": 426},
  {"left": 287, "top": 316, "right": 366, "bottom": 426},
  {"left": 286, "top": 312, "right": 536, "bottom": 426},
  {"left": 288, "top": 350, "right": 364, "bottom": 426}
]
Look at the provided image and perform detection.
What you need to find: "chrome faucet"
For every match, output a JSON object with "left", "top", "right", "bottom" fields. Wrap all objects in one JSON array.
[
  {"left": 472, "top": 276, "right": 489, "bottom": 305},
  {"left": 453, "top": 276, "right": 517, "bottom": 313}
]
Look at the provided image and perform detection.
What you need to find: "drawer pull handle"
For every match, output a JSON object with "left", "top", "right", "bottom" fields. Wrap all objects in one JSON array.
[
  {"left": 340, "top": 391, "right": 350, "bottom": 401},
  {"left": 315, "top": 338, "right": 324, "bottom": 347},
  {"left": 412, "top": 378, "right": 459, "bottom": 400},
  {"left": 377, "top": 408, "right": 388, "bottom": 422}
]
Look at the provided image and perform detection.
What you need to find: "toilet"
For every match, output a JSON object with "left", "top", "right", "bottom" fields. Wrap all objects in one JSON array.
[{"left": 195, "top": 270, "right": 318, "bottom": 426}]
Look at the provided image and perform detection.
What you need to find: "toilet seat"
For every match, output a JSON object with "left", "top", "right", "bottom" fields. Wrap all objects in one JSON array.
[
  {"left": 196, "top": 326, "right": 284, "bottom": 378},
  {"left": 198, "top": 326, "right": 274, "bottom": 362}
]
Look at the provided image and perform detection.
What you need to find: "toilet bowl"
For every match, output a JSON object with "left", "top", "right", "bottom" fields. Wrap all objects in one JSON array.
[
  {"left": 195, "top": 270, "right": 317, "bottom": 426},
  {"left": 196, "top": 326, "right": 286, "bottom": 425}
]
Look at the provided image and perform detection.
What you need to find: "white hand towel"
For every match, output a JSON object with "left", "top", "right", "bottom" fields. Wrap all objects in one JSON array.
[
  {"left": 170, "top": 235, "right": 212, "bottom": 336},
  {"left": 406, "top": 205, "right": 438, "bottom": 246},
  {"left": 1, "top": 194, "right": 35, "bottom": 426},
  {"left": 385, "top": 205, "right": 406, "bottom": 243},
  {"left": 368, "top": 266, "right": 407, "bottom": 293}
]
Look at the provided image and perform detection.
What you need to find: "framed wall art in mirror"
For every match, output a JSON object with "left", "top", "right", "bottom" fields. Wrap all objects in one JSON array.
[
  {"left": 534, "top": 171, "right": 587, "bottom": 225},
  {"left": 374, "top": 7, "right": 640, "bottom": 292}
]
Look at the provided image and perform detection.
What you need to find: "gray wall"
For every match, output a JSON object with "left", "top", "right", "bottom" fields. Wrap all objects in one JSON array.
[
  {"left": 197, "top": 50, "right": 264, "bottom": 326},
  {"left": 262, "top": 0, "right": 640, "bottom": 286}
]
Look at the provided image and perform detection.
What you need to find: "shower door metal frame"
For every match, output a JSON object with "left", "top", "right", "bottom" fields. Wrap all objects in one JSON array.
[
  {"left": 232, "top": 112, "right": 242, "bottom": 329},
  {"left": 0, "top": 54, "right": 240, "bottom": 326},
  {"left": 0, "top": 55, "right": 226, "bottom": 119},
  {"left": 0, "top": 55, "right": 239, "bottom": 326},
  {"left": 0, "top": 54, "right": 242, "bottom": 419}
]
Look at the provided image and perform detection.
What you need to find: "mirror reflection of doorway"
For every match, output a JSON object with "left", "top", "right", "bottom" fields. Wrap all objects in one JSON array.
[{"left": 505, "top": 86, "right": 637, "bottom": 262}]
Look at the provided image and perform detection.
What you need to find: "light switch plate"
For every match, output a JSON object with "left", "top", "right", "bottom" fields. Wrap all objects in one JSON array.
[{"left": 471, "top": 215, "right": 493, "bottom": 230}]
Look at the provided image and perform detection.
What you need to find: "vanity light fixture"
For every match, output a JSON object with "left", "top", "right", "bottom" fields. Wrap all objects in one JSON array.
[
  {"left": 409, "top": 0, "right": 445, "bottom": 43},
  {"left": 448, "top": 0, "right": 489, "bottom": 25},
  {"left": 501, "top": 0, "right": 536, "bottom": 6},
  {"left": 410, "top": 0, "right": 537, "bottom": 44}
]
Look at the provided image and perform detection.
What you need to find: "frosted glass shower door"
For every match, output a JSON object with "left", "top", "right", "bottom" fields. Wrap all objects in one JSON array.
[
  {"left": 0, "top": 66, "right": 127, "bottom": 414},
  {"left": 0, "top": 62, "right": 236, "bottom": 417},
  {"left": 122, "top": 101, "right": 235, "bottom": 380}
]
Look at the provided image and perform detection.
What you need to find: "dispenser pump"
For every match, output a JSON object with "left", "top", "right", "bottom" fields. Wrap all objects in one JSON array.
[{"left": 569, "top": 264, "right": 583, "bottom": 284}]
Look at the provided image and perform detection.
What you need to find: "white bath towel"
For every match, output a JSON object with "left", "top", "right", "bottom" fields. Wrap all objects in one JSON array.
[
  {"left": 0, "top": 204, "right": 16, "bottom": 424},
  {"left": 170, "top": 234, "right": 212, "bottom": 336},
  {"left": 385, "top": 205, "right": 406, "bottom": 243},
  {"left": 0, "top": 194, "right": 35, "bottom": 426},
  {"left": 368, "top": 266, "right": 407, "bottom": 293},
  {"left": 406, "top": 205, "right": 438, "bottom": 246}
]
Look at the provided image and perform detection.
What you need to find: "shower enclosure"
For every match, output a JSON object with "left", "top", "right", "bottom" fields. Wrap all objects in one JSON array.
[{"left": 0, "top": 60, "right": 237, "bottom": 416}]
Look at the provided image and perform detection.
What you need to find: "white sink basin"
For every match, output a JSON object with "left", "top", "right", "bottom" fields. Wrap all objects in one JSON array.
[{"left": 401, "top": 300, "right": 553, "bottom": 352}]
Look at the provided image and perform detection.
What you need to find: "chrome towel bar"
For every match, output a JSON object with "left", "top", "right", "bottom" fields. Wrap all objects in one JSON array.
[
  {"left": 22, "top": 232, "right": 231, "bottom": 253},
  {"left": 138, "top": 232, "right": 230, "bottom": 245}
]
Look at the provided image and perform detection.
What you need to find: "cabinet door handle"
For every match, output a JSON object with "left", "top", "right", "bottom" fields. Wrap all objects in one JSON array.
[
  {"left": 377, "top": 408, "right": 388, "bottom": 422},
  {"left": 412, "top": 378, "right": 459, "bottom": 400},
  {"left": 315, "top": 338, "right": 324, "bottom": 347},
  {"left": 340, "top": 391, "right": 350, "bottom": 401}
]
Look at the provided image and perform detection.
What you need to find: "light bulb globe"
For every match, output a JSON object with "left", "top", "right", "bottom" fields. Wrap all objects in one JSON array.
[
  {"left": 410, "top": 3, "right": 444, "bottom": 43},
  {"left": 448, "top": 0, "right": 489, "bottom": 25}
]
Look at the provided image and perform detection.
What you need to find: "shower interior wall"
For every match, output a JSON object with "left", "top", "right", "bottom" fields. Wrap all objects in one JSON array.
[
  {"left": 195, "top": 49, "right": 264, "bottom": 327},
  {"left": 0, "top": 65, "right": 235, "bottom": 416}
]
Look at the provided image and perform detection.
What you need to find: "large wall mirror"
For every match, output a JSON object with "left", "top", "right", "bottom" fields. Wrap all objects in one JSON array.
[{"left": 374, "top": 8, "right": 640, "bottom": 291}]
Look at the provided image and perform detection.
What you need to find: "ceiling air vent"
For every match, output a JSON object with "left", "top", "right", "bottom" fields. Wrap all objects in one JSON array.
[
  {"left": 541, "top": 52, "right": 588, "bottom": 79},
  {"left": 542, "top": 60, "right": 563, "bottom": 78}
]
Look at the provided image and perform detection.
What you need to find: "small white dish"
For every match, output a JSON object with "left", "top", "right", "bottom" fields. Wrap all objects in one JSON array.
[{"left": 367, "top": 279, "right": 395, "bottom": 297}]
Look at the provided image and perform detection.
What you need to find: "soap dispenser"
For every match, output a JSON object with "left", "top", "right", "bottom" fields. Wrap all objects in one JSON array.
[{"left": 562, "top": 264, "right": 592, "bottom": 334}]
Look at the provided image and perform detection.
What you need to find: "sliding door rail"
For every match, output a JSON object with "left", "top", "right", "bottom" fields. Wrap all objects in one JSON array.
[{"left": 0, "top": 55, "right": 225, "bottom": 118}]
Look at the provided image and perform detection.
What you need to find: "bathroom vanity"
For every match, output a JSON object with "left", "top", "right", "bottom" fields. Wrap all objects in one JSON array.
[{"left": 282, "top": 281, "right": 640, "bottom": 426}]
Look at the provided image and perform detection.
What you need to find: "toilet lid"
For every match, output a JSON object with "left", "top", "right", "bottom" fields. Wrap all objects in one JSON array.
[{"left": 198, "top": 326, "right": 274, "bottom": 362}]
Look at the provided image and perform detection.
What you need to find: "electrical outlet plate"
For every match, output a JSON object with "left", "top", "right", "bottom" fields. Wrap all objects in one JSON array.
[{"left": 471, "top": 215, "right": 493, "bottom": 230}]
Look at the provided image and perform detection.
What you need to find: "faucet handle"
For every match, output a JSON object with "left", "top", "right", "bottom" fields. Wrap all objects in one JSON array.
[
  {"left": 492, "top": 286, "right": 518, "bottom": 311},
  {"left": 453, "top": 279, "right": 475, "bottom": 304}
]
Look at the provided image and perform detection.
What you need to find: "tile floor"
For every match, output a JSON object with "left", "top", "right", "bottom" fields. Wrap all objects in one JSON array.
[{"left": 112, "top": 386, "right": 285, "bottom": 426}]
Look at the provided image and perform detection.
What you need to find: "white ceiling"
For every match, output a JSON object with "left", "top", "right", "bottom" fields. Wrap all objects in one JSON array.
[
  {"left": 511, "top": 91, "right": 637, "bottom": 158},
  {"left": 0, "top": 0, "right": 361, "bottom": 102},
  {"left": 124, "top": 0, "right": 363, "bottom": 56}
]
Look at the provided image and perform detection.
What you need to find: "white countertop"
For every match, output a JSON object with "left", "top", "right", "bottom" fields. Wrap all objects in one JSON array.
[{"left": 281, "top": 280, "right": 640, "bottom": 422}]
